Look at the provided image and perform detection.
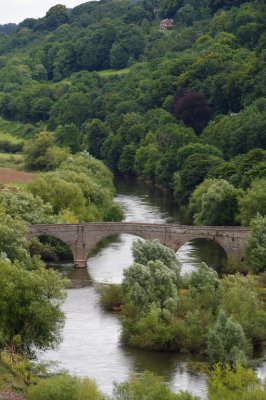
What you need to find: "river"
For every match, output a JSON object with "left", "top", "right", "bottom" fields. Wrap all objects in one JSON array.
[{"left": 41, "top": 177, "right": 265, "bottom": 398}]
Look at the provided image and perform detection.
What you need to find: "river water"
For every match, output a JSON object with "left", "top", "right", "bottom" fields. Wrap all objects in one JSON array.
[{"left": 41, "top": 177, "right": 265, "bottom": 398}]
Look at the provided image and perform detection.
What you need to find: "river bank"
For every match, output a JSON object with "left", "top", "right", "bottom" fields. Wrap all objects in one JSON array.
[{"left": 40, "top": 177, "right": 265, "bottom": 398}]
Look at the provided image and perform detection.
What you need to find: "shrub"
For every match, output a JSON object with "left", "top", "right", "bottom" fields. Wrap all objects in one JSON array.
[{"left": 27, "top": 374, "right": 104, "bottom": 400}]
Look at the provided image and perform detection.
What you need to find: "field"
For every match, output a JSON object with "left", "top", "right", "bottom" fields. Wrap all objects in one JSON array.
[
  {"left": 0, "top": 167, "right": 34, "bottom": 185},
  {"left": 0, "top": 118, "right": 26, "bottom": 139},
  {"left": 0, "top": 153, "right": 24, "bottom": 169},
  {"left": 98, "top": 67, "right": 132, "bottom": 77},
  {"left": 0, "top": 132, "right": 24, "bottom": 144}
]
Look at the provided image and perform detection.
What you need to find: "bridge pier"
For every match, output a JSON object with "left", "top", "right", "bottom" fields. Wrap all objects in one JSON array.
[
  {"left": 74, "top": 259, "right": 87, "bottom": 268},
  {"left": 227, "top": 252, "right": 244, "bottom": 265}
]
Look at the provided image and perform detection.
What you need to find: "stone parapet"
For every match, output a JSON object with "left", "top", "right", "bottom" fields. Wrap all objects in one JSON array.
[{"left": 27, "top": 223, "right": 250, "bottom": 268}]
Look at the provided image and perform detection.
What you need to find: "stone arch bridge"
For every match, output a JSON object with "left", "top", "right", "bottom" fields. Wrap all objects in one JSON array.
[{"left": 27, "top": 222, "right": 250, "bottom": 268}]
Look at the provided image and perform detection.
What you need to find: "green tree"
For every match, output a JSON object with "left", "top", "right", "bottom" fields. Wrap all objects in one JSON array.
[
  {"left": 121, "top": 240, "right": 181, "bottom": 350},
  {"left": 44, "top": 5, "right": 69, "bottom": 30},
  {"left": 101, "top": 134, "right": 124, "bottom": 170},
  {"left": 24, "top": 132, "right": 69, "bottom": 171},
  {"left": 159, "top": 0, "right": 183, "bottom": 18},
  {"left": 55, "top": 124, "right": 81, "bottom": 153},
  {"left": 123, "top": 260, "right": 179, "bottom": 314},
  {"left": 0, "top": 208, "right": 31, "bottom": 265},
  {"left": 188, "top": 263, "right": 220, "bottom": 313},
  {"left": 0, "top": 191, "right": 57, "bottom": 224},
  {"left": 83, "top": 119, "right": 110, "bottom": 159},
  {"left": 135, "top": 143, "right": 160, "bottom": 181},
  {"left": 50, "top": 92, "right": 93, "bottom": 127},
  {"left": 176, "top": 144, "right": 222, "bottom": 170},
  {"left": 186, "top": 179, "right": 218, "bottom": 223},
  {"left": 207, "top": 309, "right": 248, "bottom": 366},
  {"left": 202, "top": 99, "right": 266, "bottom": 159},
  {"left": 110, "top": 43, "right": 129, "bottom": 69},
  {"left": 246, "top": 214, "right": 266, "bottom": 273},
  {"left": 208, "top": 364, "right": 266, "bottom": 400},
  {"left": 193, "top": 179, "right": 241, "bottom": 226},
  {"left": 31, "top": 97, "right": 53, "bottom": 122},
  {"left": 27, "top": 172, "right": 87, "bottom": 220},
  {"left": 178, "top": 153, "right": 224, "bottom": 203},
  {"left": 0, "top": 258, "right": 67, "bottom": 353},
  {"left": 220, "top": 273, "right": 266, "bottom": 345},
  {"left": 238, "top": 179, "right": 266, "bottom": 225},
  {"left": 132, "top": 239, "right": 181, "bottom": 281},
  {"left": 118, "top": 143, "right": 137, "bottom": 175}
]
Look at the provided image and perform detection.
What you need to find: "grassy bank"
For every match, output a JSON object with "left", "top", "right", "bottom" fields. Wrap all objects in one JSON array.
[{"left": 0, "top": 119, "right": 26, "bottom": 139}]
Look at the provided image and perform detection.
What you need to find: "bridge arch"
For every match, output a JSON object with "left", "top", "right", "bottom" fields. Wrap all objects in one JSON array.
[
  {"left": 176, "top": 237, "right": 227, "bottom": 274},
  {"left": 28, "top": 232, "right": 75, "bottom": 264},
  {"left": 173, "top": 235, "right": 228, "bottom": 255},
  {"left": 83, "top": 230, "right": 150, "bottom": 259}
]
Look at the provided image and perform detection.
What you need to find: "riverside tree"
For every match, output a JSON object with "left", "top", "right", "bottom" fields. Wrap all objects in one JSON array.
[
  {"left": 121, "top": 239, "right": 181, "bottom": 350},
  {"left": 245, "top": 214, "right": 266, "bottom": 273},
  {"left": 207, "top": 309, "right": 248, "bottom": 366},
  {"left": 0, "top": 258, "right": 67, "bottom": 354},
  {"left": 188, "top": 179, "right": 241, "bottom": 226}
]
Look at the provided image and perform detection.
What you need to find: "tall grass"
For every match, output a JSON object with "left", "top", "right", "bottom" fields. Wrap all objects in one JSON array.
[{"left": 0, "top": 118, "right": 26, "bottom": 140}]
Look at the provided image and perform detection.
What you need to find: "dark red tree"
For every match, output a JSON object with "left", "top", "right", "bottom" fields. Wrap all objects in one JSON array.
[{"left": 171, "top": 91, "right": 213, "bottom": 134}]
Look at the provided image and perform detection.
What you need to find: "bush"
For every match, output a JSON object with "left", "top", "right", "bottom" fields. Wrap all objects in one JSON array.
[
  {"left": 113, "top": 370, "right": 199, "bottom": 400},
  {"left": 27, "top": 374, "right": 104, "bottom": 400},
  {"left": 98, "top": 284, "right": 124, "bottom": 311},
  {"left": 0, "top": 140, "right": 23, "bottom": 153}
]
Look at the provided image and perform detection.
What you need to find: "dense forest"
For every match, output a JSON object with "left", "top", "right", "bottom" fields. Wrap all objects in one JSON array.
[
  {"left": 0, "top": 1, "right": 265, "bottom": 399},
  {"left": 0, "top": 0, "right": 265, "bottom": 227}
]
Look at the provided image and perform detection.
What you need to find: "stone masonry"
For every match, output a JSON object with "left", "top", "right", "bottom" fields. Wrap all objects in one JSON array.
[{"left": 27, "top": 223, "right": 250, "bottom": 268}]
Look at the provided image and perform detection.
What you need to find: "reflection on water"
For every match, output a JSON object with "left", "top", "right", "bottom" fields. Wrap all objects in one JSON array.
[
  {"left": 178, "top": 239, "right": 227, "bottom": 276},
  {"left": 41, "top": 177, "right": 264, "bottom": 398}
]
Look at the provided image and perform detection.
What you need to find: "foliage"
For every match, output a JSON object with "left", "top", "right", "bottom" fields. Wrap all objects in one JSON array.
[
  {"left": 0, "top": 191, "right": 57, "bottom": 224},
  {"left": 0, "top": 352, "right": 31, "bottom": 394},
  {"left": 120, "top": 237, "right": 266, "bottom": 356},
  {"left": 112, "top": 370, "right": 199, "bottom": 400},
  {"left": 171, "top": 91, "right": 213, "bottom": 134},
  {"left": 121, "top": 240, "right": 181, "bottom": 350},
  {"left": 55, "top": 124, "right": 81, "bottom": 153},
  {"left": 123, "top": 260, "right": 179, "bottom": 314},
  {"left": 208, "top": 363, "right": 266, "bottom": 400},
  {"left": 0, "top": 258, "right": 67, "bottom": 354},
  {"left": 0, "top": 0, "right": 264, "bottom": 211},
  {"left": 220, "top": 273, "right": 266, "bottom": 345},
  {"left": 98, "top": 284, "right": 124, "bottom": 311},
  {"left": 27, "top": 172, "right": 87, "bottom": 220},
  {"left": 238, "top": 179, "right": 266, "bottom": 225},
  {"left": 175, "top": 153, "right": 224, "bottom": 203},
  {"left": 0, "top": 208, "right": 29, "bottom": 265},
  {"left": 202, "top": 99, "right": 266, "bottom": 160},
  {"left": 0, "top": 0, "right": 265, "bottom": 372},
  {"left": 83, "top": 119, "right": 110, "bottom": 159},
  {"left": 188, "top": 263, "right": 221, "bottom": 314},
  {"left": 132, "top": 239, "right": 181, "bottom": 280},
  {"left": 246, "top": 214, "right": 266, "bottom": 273},
  {"left": 188, "top": 179, "right": 242, "bottom": 226},
  {"left": 24, "top": 132, "right": 69, "bottom": 171},
  {"left": 27, "top": 373, "right": 104, "bottom": 400},
  {"left": 27, "top": 153, "right": 124, "bottom": 222},
  {"left": 207, "top": 309, "right": 248, "bottom": 366}
]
